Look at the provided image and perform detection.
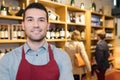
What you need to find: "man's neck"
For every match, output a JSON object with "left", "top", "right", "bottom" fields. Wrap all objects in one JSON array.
[{"left": 26, "top": 39, "right": 45, "bottom": 51}]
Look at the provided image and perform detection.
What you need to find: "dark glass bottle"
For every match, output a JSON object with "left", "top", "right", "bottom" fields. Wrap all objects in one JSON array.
[
  {"left": 1, "top": 0, "right": 7, "bottom": 15},
  {"left": 4, "top": 26, "right": 8, "bottom": 39},
  {"left": 21, "top": 27, "right": 25, "bottom": 39},
  {"left": 1, "top": 26, "right": 5, "bottom": 39},
  {"left": 92, "top": 2, "right": 96, "bottom": 11},
  {"left": 17, "top": 26, "right": 21, "bottom": 39},
  {"left": 12, "top": 25, "right": 17, "bottom": 40},
  {"left": 16, "top": 3, "right": 25, "bottom": 16},
  {"left": 70, "top": 0, "right": 75, "bottom": 6},
  {"left": 80, "top": 2, "right": 85, "bottom": 9}
]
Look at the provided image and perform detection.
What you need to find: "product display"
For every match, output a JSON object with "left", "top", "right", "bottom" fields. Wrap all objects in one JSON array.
[{"left": 0, "top": 0, "right": 116, "bottom": 79}]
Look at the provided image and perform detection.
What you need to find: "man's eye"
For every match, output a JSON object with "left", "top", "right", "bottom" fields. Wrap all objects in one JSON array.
[
  {"left": 39, "top": 19, "right": 45, "bottom": 22},
  {"left": 27, "top": 19, "right": 33, "bottom": 21}
]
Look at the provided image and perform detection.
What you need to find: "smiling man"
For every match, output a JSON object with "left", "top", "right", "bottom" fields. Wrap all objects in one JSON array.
[{"left": 0, "top": 2, "right": 74, "bottom": 80}]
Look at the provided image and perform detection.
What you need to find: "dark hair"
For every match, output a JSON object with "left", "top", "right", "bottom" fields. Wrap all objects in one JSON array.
[
  {"left": 23, "top": 2, "right": 48, "bottom": 22},
  {"left": 97, "top": 33, "right": 105, "bottom": 40}
]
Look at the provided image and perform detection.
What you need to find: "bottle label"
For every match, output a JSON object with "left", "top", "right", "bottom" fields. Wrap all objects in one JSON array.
[
  {"left": 60, "top": 31, "right": 65, "bottom": 38},
  {"left": 46, "top": 31, "right": 50, "bottom": 39},
  {"left": 1, "top": 31, "right": 4, "bottom": 39},
  {"left": 4, "top": 31, "right": 8, "bottom": 39},
  {"left": 21, "top": 31, "right": 25, "bottom": 38},
  {"left": 13, "top": 31, "right": 17, "bottom": 40},
  {"left": 1, "top": 10, "right": 7, "bottom": 16}
]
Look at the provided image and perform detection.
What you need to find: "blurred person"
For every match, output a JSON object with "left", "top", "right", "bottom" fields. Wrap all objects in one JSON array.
[
  {"left": 65, "top": 30, "right": 91, "bottom": 80},
  {"left": 94, "top": 33, "right": 110, "bottom": 80}
]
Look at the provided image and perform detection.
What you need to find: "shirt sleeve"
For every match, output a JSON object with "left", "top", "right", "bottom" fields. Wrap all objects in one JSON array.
[
  {"left": 79, "top": 42, "right": 91, "bottom": 72},
  {"left": 0, "top": 54, "right": 11, "bottom": 80},
  {"left": 53, "top": 47, "right": 74, "bottom": 80}
]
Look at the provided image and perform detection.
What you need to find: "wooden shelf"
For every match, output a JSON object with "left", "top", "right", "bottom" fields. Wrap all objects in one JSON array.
[
  {"left": 91, "top": 11, "right": 103, "bottom": 16},
  {"left": 91, "top": 26, "right": 103, "bottom": 28},
  {"left": 0, "top": 40, "right": 26, "bottom": 43},
  {"left": 49, "top": 20, "right": 66, "bottom": 24},
  {"left": 67, "top": 5, "right": 86, "bottom": 12},
  {"left": 67, "top": 22, "right": 86, "bottom": 26},
  {"left": 46, "top": 39, "right": 66, "bottom": 42},
  {"left": 39, "top": 0, "right": 65, "bottom": 7},
  {"left": 0, "top": 15, "right": 23, "bottom": 20}
]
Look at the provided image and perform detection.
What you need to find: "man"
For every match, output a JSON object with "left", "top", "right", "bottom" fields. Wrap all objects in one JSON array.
[
  {"left": 0, "top": 2, "right": 74, "bottom": 80},
  {"left": 94, "top": 33, "right": 110, "bottom": 80}
]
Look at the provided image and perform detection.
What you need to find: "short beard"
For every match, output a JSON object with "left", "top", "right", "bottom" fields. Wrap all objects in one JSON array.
[{"left": 28, "top": 35, "right": 46, "bottom": 42}]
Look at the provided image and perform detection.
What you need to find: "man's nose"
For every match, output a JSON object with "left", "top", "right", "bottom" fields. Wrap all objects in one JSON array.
[{"left": 33, "top": 21, "right": 39, "bottom": 27}]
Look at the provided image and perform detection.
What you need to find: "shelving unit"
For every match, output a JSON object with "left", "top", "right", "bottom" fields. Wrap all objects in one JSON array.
[
  {"left": 66, "top": 5, "right": 87, "bottom": 46},
  {"left": 104, "top": 15, "right": 115, "bottom": 70},
  {"left": 87, "top": 11, "right": 115, "bottom": 76}
]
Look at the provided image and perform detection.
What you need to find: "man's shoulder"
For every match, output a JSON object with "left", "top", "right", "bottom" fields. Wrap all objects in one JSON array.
[
  {"left": 50, "top": 44, "right": 68, "bottom": 56},
  {"left": 5, "top": 46, "right": 22, "bottom": 57}
]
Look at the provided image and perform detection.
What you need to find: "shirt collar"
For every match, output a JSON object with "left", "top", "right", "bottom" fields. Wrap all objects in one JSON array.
[
  {"left": 23, "top": 41, "right": 48, "bottom": 54},
  {"left": 97, "top": 40, "right": 103, "bottom": 44}
]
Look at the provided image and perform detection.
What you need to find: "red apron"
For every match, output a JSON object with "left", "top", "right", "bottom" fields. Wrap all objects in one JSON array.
[{"left": 16, "top": 44, "right": 60, "bottom": 80}]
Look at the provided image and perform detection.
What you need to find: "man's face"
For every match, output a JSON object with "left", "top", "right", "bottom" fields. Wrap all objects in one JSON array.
[{"left": 22, "top": 8, "right": 50, "bottom": 42}]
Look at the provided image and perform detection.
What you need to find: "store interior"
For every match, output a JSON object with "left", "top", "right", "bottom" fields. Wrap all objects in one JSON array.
[{"left": 0, "top": 0, "right": 120, "bottom": 80}]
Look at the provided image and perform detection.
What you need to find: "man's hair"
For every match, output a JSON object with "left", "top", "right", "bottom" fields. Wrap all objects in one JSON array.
[
  {"left": 23, "top": 2, "right": 48, "bottom": 22},
  {"left": 97, "top": 33, "right": 105, "bottom": 40}
]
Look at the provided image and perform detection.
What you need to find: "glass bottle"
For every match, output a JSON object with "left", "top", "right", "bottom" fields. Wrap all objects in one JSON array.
[
  {"left": 91, "top": 1, "right": 96, "bottom": 11},
  {"left": 20, "top": 26, "right": 25, "bottom": 39},
  {"left": 60, "top": 28, "right": 65, "bottom": 39},
  {"left": 16, "top": 3, "right": 25, "bottom": 16},
  {"left": 1, "top": 25, "right": 5, "bottom": 39},
  {"left": 50, "top": 28, "right": 55, "bottom": 39},
  {"left": 55, "top": 28, "right": 60, "bottom": 39},
  {"left": 12, "top": 25, "right": 17, "bottom": 40},
  {"left": 1, "top": 0, "right": 7, "bottom": 16},
  {"left": 46, "top": 29, "right": 51, "bottom": 39},
  {"left": 17, "top": 26, "right": 21, "bottom": 39},
  {"left": 70, "top": 0, "right": 75, "bottom": 6},
  {"left": 80, "top": 2, "right": 85, "bottom": 9},
  {"left": 4, "top": 25, "right": 8, "bottom": 39}
]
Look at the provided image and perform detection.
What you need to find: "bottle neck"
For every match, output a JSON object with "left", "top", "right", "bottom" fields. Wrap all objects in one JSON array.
[
  {"left": 2, "top": 0, "right": 5, "bottom": 6},
  {"left": 22, "top": 3, "right": 25, "bottom": 10}
]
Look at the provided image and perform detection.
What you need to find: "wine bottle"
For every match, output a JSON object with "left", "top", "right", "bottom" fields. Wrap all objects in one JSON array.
[
  {"left": 17, "top": 26, "right": 21, "bottom": 39},
  {"left": 66, "top": 29, "right": 70, "bottom": 39},
  {"left": 91, "top": 2, "right": 96, "bottom": 11},
  {"left": 46, "top": 29, "right": 51, "bottom": 39},
  {"left": 4, "top": 25, "right": 8, "bottom": 39},
  {"left": 60, "top": 28, "right": 65, "bottom": 39},
  {"left": 80, "top": 2, "right": 85, "bottom": 9},
  {"left": 0, "top": 0, "right": 7, "bottom": 16},
  {"left": 1, "top": 25, "right": 5, "bottom": 39},
  {"left": 50, "top": 28, "right": 55, "bottom": 39},
  {"left": 16, "top": 3, "right": 25, "bottom": 16},
  {"left": 20, "top": 27, "right": 25, "bottom": 39},
  {"left": 70, "top": 0, "right": 75, "bottom": 6},
  {"left": 55, "top": 28, "right": 60, "bottom": 39},
  {"left": 12, "top": 25, "right": 17, "bottom": 40}
]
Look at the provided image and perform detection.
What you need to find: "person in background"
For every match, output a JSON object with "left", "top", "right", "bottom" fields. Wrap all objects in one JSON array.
[
  {"left": 64, "top": 30, "right": 91, "bottom": 80},
  {"left": 0, "top": 2, "right": 74, "bottom": 80},
  {"left": 94, "top": 33, "right": 110, "bottom": 80}
]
